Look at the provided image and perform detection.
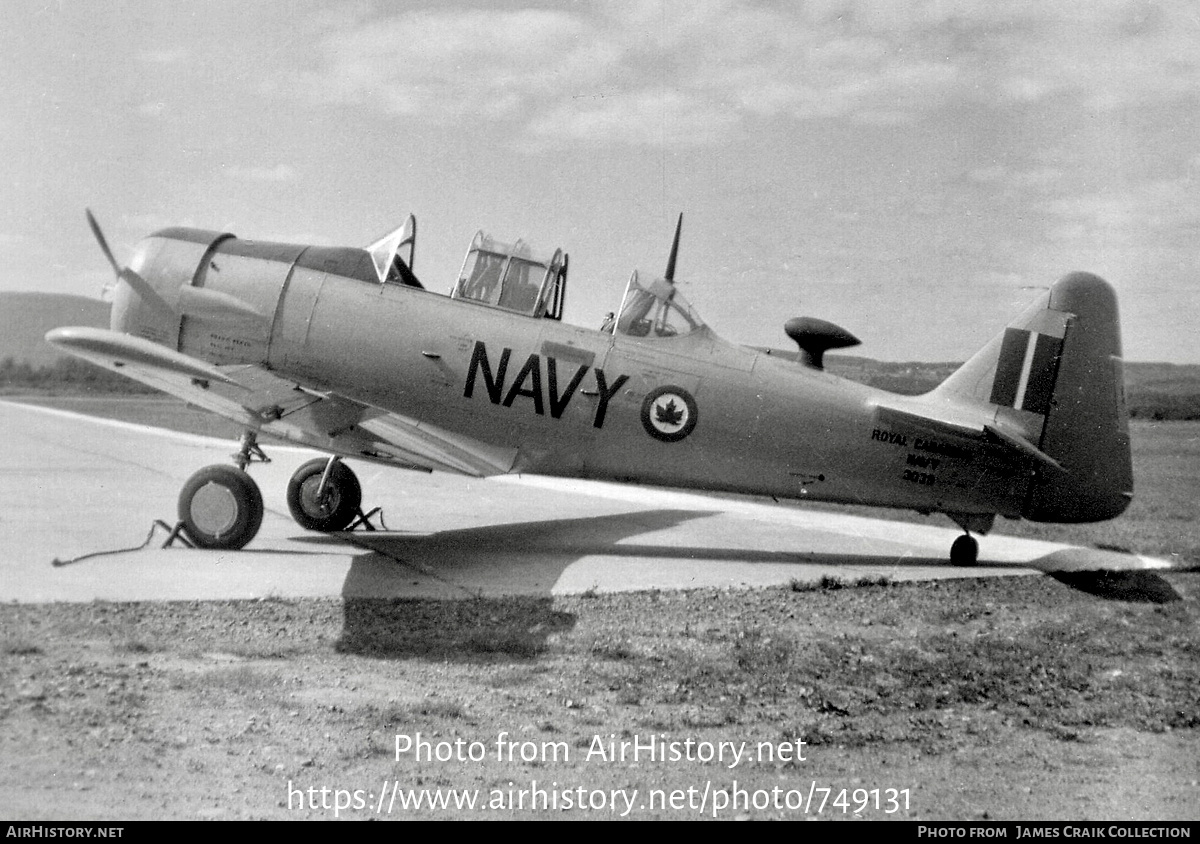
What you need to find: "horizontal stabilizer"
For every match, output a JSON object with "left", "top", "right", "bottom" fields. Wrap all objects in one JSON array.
[
  {"left": 982, "top": 423, "right": 1063, "bottom": 474},
  {"left": 873, "top": 403, "right": 1064, "bottom": 474},
  {"left": 873, "top": 403, "right": 979, "bottom": 440}
]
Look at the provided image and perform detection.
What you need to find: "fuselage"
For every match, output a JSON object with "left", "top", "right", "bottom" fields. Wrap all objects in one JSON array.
[{"left": 112, "top": 227, "right": 1033, "bottom": 521}]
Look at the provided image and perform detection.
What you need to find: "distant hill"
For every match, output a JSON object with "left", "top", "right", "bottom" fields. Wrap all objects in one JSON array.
[
  {"left": 783, "top": 351, "right": 1200, "bottom": 419},
  {"left": 0, "top": 292, "right": 109, "bottom": 366},
  {"left": 773, "top": 350, "right": 1200, "bottom": 401},
  {"left": 824, "top": 355, "right": 959, "bottom": 395},
  {"left": 1121, "top": 361, "right": 1200, "bottom": 395}
]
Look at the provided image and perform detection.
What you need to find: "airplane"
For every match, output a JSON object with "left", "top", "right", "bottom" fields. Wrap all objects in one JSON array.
[{"left": 46, "top": 209, "right": 1133, "bottom": 567}]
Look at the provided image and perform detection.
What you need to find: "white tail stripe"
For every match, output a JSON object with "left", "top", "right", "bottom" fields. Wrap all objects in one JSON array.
[{"left": 1013, "top": 330, "right": 1039, "bottom": 411}]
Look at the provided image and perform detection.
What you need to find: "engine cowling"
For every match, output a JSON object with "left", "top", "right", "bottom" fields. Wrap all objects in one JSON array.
[{"left": 112, "top": 228, "right": 300, "bottom": 366}]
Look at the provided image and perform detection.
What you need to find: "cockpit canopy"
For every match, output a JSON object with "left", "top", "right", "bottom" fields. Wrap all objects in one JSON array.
[
  {"left": 451, "top": 232, "right": 567, "bottom": 320},
  {"left": 611, "top": 271, "right": 704, "bottom": 338},
  {"left": 368, "top": 214, "right": 422, "bottom": 288}
]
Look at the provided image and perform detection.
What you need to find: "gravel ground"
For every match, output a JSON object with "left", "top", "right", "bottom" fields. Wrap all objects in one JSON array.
[{"left": 2, "top": 573, "right": 1197, "bottom": 821}]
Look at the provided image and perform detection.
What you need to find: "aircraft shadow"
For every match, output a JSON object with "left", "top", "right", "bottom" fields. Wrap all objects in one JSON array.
[
  {"left": 1047, "top": 571, "right": 1181, "bottom": 604},
  {"left": 330, "top": 508, "right": 713, "bottom": 661},
  {"left": 292, "top": 509, "right": 1181, "bottom": 659},
  {"left": 1028, "top": 547, "right": 1182, "bottom": 603},
  {"left": 296, "top": 507, "right": 998, "bottom": 600}
]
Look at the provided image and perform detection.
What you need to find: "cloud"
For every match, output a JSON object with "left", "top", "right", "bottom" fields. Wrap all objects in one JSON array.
[
  {"left": 968, "top": 164, "right": 1063, "bottom": 190},
  {"left": 223, "top": 164, "right": 297, "bottom": 183},
  {"left": 299, "top": 8, "right": 595, "bottom": 121},
  {"left": 288, "top": 1, "right": 1200, "bottom": 147},
  {"left": 1044, "top": 178, "right": 1200, "bottom": 247},
  {"left": 121, "top": 213, "right": 184, "bottom": 232},
  {"left": 138, "top": 49, "right": 188, "bottom": 65},
  {"left": 528, "top": 89, "right": 739, "bottom": 148},
  {"left": 969, "top": 269, "right": 1035, "bottom": 289},
  {"left": 974, "top": 1, "right": 1200, "bottom": 111},
  {"left": 0, "top": 232, "right": 28, "bottom": 252}
]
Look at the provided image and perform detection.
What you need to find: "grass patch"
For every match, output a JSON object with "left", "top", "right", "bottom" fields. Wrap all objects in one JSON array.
[
  {"left": 114, "top": 639, "right": 156, "bottom": 655},
  {"left": 2, "top": 640, "right": 43, "bottom": 656},
  {"left": 338, "top": 596, "right": 575, "bottom": 660},
  {"left": 575, "top": 582, "right": 1200, "bottom": 744},
  {"left": 790, "top": 574, "right": 892, "bottom": 592},
  {"left": 182, "top": 664, "right": 282, "bottom": 694}
]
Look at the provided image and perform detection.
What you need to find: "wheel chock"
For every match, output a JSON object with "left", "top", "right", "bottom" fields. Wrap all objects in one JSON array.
[
  {"left": 156, "top": 519, "right": 196, "bottom": 549},
  {"left": 346, "top": 507, "right": 384, "bottom": 532}
]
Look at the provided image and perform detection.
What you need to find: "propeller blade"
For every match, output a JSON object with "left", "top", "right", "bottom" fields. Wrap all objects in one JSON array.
[
  {"left": 119, "top": 267, "right": 175, "bottom": 315},
  {"left": 664, "top": 213, "right": 683, "bottom": 283},
  {"left": 86, "top": 208, "right": 121, "bottom": 276}
]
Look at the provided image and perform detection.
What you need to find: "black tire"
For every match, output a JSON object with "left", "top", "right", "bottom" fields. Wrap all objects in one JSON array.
[
  {"left": 177, "top": 465, "right": 264, "bottom": 550},
  {"left": 286, "top": 458, "right": 362, "bottom": 532},
  {"left": 950, "top": 534, "right": 979, "bottom": 567}
]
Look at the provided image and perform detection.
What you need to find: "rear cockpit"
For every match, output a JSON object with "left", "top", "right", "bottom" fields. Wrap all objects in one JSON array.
[
  {"left": 451, "top": 232, "right": 567, "bottom": 320},
  {"left": 608, "top": 271, "right": 704, "bottom": 338},
  {"left": 602, "top": 213, "right": 704, "bottom": 340}
]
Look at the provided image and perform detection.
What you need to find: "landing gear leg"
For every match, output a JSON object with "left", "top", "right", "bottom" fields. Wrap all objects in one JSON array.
[
  {"left": 233, "top": 430, "right": 270, "bottom": 470},
  {"left": 950, "top": 534, "right": 979, "bottom": 567}
]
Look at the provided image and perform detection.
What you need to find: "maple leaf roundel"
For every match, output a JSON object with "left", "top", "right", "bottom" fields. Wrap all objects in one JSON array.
[{"left": 641, "top": 385, "right": 698, "bottom": 443}]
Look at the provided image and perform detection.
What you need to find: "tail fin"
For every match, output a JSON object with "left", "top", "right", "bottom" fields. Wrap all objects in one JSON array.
[{"left": 935, "top": 272, "right": 1133, "bottom": 522}]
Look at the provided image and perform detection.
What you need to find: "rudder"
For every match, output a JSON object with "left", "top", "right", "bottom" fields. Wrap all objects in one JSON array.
[{"left": 1022, "top": 272, "right": 1132, "bottom": 521}]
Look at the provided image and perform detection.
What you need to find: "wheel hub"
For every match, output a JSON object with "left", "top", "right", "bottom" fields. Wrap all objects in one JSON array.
[
  {"left": 190, "top": 481, "right": 239, "bottom": 536},
  {"left": 300, "top": 477, "right": 338, "bottom": 517}
]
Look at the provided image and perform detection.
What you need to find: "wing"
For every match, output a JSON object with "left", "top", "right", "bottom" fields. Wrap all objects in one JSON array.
[{"left": 45, "top": 326, "right": 514, "bottom": 477}]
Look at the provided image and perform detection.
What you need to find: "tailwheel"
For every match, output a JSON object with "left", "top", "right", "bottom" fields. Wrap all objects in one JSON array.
[
  {"left": 287, "top": 457, "right": 362, "bottom": 532},
  {"left": 950, "top": 534, "right": 979, "bottom": 567},
  {"left": 178, "top": 465, "right": 264, "bottom": 550}
]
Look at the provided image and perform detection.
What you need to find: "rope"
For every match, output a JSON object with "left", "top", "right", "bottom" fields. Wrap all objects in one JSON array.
[
  {"left": 51, "top": 507, "right": 388, "bottom": 567},
  {"left": 51, "top": 520, "right": 189, "bottom": 567}
]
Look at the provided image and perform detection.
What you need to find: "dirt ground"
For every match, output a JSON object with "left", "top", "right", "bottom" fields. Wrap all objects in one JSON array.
[{"left": 2, "top": 572, "right": 1197, "bottom": 821}]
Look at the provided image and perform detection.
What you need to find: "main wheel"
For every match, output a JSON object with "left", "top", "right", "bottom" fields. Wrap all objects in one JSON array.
[
  {"left": 178, "top": 465, "right": 264, "bottom": 550},
  {"left": 286, "top": 458, "right": 362, "bottom": 532},
  {"left": 950, "top": 534, "right": 979, "bottom": 567}
]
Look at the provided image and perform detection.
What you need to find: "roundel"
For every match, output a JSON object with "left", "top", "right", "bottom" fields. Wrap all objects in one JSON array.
[{"left": 641, "top": 385, "right": 698, "bottom": 443}]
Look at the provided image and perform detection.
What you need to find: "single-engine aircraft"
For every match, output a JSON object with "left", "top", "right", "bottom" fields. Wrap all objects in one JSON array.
[{"left": 47, "top": 210, "right": 1133, "bottom": 566}]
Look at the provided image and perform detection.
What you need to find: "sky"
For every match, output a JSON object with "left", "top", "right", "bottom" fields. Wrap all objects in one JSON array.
[{"left": 2, "top": 0, "right": 1198, "bottom": 363}]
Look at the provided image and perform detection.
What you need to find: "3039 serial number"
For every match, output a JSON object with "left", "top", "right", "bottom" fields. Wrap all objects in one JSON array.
[{"left": 903, "top": 469, "right": 936, "bottom": 486}]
